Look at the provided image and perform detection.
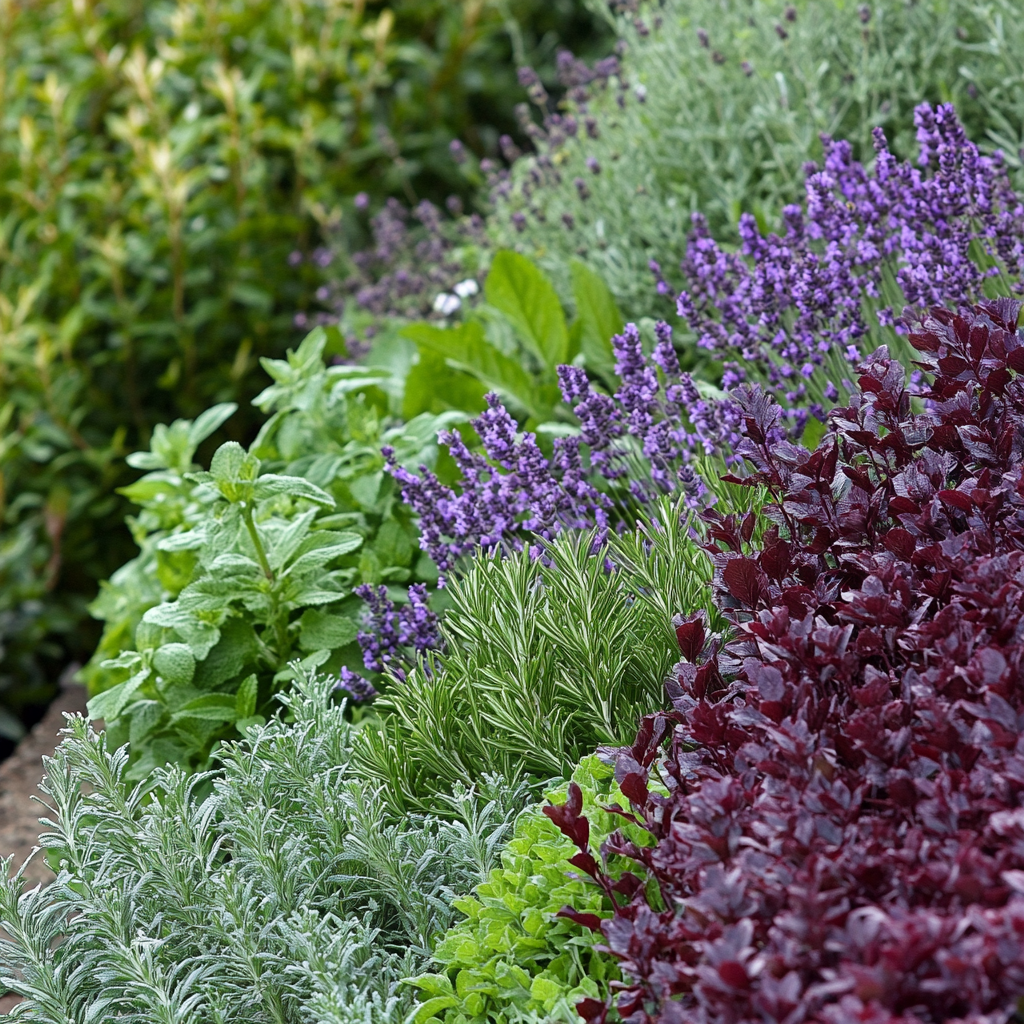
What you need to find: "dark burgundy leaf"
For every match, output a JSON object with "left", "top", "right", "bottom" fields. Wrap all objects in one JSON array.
[
  {"left": 620, "top": 772, "right": 649, "bottom": 806},
  {"left": 842, "top": 466, "right": 875, "bottom": 493},
  {"left": 674, "top": 613, "right": 706, "bottom": 662},
  {"left": 938, "top": 488, "right": 974, "bottom": 512},
  {"left": 908, "top": 331, "right": 940, "bottom": 352},
  {"left": 888, "top": 496, "right": 920, "bottom": 516},
  {"left": 883, "top": 528, "right": 915, "bottom": 560},
  {"left": 575, "top": 998, "right": 608, "bottom": 1024},
  {"left": 722, "top": 557, "right": 764, "bottom": 607},
  {"left": 938, "top": 355, "right": 971, "bottom": 377},
  {"left": 760, "top": 539, "right": 791, "bottom": 581},
  {"left": 556, "top": 908, "right": 603, "bottom": 931},
  {"left": 741, "top": 511, "right": 756, "bottom": 544}
]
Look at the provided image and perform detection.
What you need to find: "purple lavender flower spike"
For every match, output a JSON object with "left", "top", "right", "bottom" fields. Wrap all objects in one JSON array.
[
  {"left": 673, "top": 104, "right": 1024, "bottom": 435},
  {"left": 335, "top": 666, "right": 378, "bottom": 702}
]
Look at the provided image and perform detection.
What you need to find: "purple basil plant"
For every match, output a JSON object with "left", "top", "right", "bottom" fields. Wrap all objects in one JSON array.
[{"left": 670, "top": 103, "right": 1024, "bottom": 433}]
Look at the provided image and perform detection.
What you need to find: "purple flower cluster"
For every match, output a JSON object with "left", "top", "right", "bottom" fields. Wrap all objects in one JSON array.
[
  {"left": 385, "top": 323, "right": 742, "bottom": 579},
  {"left": 339, "top": 583, "right": 441, "bottom": 692},
  {"left": 673, "top": 104, "right": 1024, "bottom": 430},
  {"left": 309, "top": 198, "right": 486, "bottom": 329}
]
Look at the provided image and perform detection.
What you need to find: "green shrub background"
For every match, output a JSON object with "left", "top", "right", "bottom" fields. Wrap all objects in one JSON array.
[{"left": 0, "top": 0, "right": 607, "bottom": 736}]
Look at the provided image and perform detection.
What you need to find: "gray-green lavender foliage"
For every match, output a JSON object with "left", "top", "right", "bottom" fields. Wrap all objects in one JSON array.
[
  {"left": 491, "top": 0, "right": 1024, "bottom": 318},
  {"left": 0, "top": 671, "right": 528, "bottom": 1023}
]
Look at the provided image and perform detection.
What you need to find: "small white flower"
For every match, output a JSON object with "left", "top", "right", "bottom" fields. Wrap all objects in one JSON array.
[
  {"left": 433, "top": 292, "right": 461, "bottom": 315},
  {"left": 453, "top": 278, "right": 479, "bottom": 299}
]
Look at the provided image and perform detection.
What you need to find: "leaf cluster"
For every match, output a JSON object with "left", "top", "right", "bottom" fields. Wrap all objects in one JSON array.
[
  {"left": 407, "top": 755, "right": 637, "bottom": 1024},
  {"left": 0, "top": 670, "right": 528, "bottom": 1023},
  {"left": 545, "top": 299, "right": 1024, "bottom": 1024},
  {"left": 0, "top": 0, "right": 606, "bottom": 732},
  {"left": 400, "top": 250, "right": 624, "bottom": 427},
  {"left": 81, "top": 328, "right": 459, "bottom": 777},
  {"left": 356, "top": 494, "right": 729, "bottom": 815}
]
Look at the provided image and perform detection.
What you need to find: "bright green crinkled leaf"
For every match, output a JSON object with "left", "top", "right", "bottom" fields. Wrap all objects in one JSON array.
[
  {"left": 234, "top": 673, "right": 258, "bottom": 719},
  {"left": 298, "top": 609, "right": 358, "bottom": 652}
]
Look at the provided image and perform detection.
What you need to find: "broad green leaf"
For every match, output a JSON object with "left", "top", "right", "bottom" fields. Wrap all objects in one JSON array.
[
  {"left": 402, "top": 349, "right": 488, "bottom": 420},
  {"left": 284, "top": 532, "right": 363, "bottom": 577},
  {"left": 253, "top": 474, "right": 335, "bottom": 508},
  {"left": 570, "top": 259, "right": 623, "bottom": 376},
  {"left": 171, "top": 693, "right": 238, "bottom": 723},
  {"left": 187, "top": 402, "right": 238, "bottom": 448},
  {"left": 127, "top": 700, "right": 163, "bottom": 748},
  {"left": 298, "top": 609, "right": 358, "bottom": 651},
  {"left": 290, "top": 584, "right": 349, "bottom": 606},
  {"left": 192, "top": 619, "right": 258, "bottom": 689},
  {"left": 406, "top": 974, "right": 454, "bottom": 998},
  {"left": 410, "top": 995, "right": 460, "bottom": 1024},
  {"left": 263, "top": 509, "right": 318, "bottom": 573},
  {"left": 87, "top": 668, "right": 149, "bottom": 722},
  {"left": 234, "top": 673, "right": 258, "bottom": 719},
  {"left": 152, "top": 643, "right": 195, "bottom": 686},
  {"left": 142, "top": 604, "right": 221, "bottom": 659},
  {"left": 485, "top": 250, "right": 569, "bottom": 370},
  {"left": 402, "top": 321, "right": 545, "bottom": 420},
  {"left": 209, "top": 442, "right": 255, "bottom": 484},
  {"left": 118, "top": 474, "right": 181, "bottom": 504}
]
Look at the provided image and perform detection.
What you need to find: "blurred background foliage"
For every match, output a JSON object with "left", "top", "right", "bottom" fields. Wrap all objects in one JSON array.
[{"left": 0, "top": 0, "right": 610, "bottom": 747}]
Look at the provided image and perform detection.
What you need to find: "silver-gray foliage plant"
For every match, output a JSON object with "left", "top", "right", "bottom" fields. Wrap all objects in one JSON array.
[
  {"left": 491, "top": 0, "right": 1024, "bottom": 318},
  {"left": 0, "top": 671, "right": 526, "bottom": 1023}
]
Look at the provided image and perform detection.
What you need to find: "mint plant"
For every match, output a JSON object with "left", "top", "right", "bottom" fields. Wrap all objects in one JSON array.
[
  {"left": 84, "top": 328, "right": 463, "bottom": 777},
  {"left": 87, "top": 438, "right": 361, "bottom": 776}
]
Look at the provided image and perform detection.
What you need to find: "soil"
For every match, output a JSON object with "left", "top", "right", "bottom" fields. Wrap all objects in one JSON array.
[{"left": 0, "top": 680, "right": 88, "bottom": 1016}]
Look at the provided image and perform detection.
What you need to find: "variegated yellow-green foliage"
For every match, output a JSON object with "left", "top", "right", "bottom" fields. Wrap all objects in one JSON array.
[{"left": 407, "top": 755, "right": 647, "bottom": 1024}]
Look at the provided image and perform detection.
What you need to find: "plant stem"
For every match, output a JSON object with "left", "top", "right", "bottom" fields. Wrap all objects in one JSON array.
[{"left": 242, "top": 503, "right": 274, "bottom": 581}]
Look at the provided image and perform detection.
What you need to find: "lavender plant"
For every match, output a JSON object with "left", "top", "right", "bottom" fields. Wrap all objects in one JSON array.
[
  {"left": 671, "top": 103, "right": 1024, "bottom": 436},
  {"left": 488, "top": 0, "right": 1024, "bottom": 318},
  {"left": 386, "top": 320, "right": 740, "bottom": 578},
  {"left": 0, "top": 671, "right": 528, "bottom": 1023}
]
